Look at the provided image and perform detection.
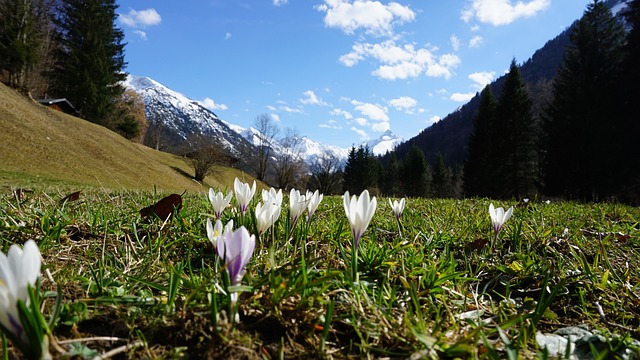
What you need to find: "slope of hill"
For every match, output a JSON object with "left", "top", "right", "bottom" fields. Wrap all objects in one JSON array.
[
  {"left": 387, "top": 0, "right": 628, "bottom": 168},
  {"left": 0, "top": 83, "right": 251, "bottom": 192}
]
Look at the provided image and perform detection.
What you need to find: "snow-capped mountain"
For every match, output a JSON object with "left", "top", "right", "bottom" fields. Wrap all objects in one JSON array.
[
  {"left": 125, "top": 74, "right": 402, "bottom": 169},
  {"left": 222, "top": 121, "right": 350, "bottom": 164},
  {"left": 365, "top": 130, "right": 403, "bottom": 156},
  {"left": 123, "top": 75, "right": 253, "bottom": 156}
]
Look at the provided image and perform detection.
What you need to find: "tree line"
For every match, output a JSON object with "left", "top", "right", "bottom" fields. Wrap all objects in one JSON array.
[
  {"left": 0, "top": 0, "right": 146, "bottom": 140},
  {"left": 464, "top": 0, "right": 639, "bottom": 204}
]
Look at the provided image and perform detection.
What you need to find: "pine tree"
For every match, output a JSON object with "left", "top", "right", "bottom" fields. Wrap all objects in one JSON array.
[
  {"left": 544, "top": 0, "right": 626, "bottom": 201},
  {"left": 432, "top": 152, "right": 452, "bottom": 198},
  {"left": 49, "top": 0, "right": 126, "bottom": 125},
  {"left": 464, "top": 85, "right": 497, "bottom": 197},
  {"left": 401, "top": 144, "right": 430, "bottom": 197},
  {"left": 382, "top": 153, "right": 401, "bottom": 196},
  {"left": 0, "top": 0, "right": 40, "bottom": 89},
  {"left": 494, "top": 59, "right": 539, "bottom": 199},
  {"left": 620, "top": 0, "right": 640, "bottom": 204}
]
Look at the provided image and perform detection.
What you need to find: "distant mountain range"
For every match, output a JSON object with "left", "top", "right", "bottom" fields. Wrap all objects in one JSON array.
[{"left": 124, "top": 74, "right": 403, "bottom": 166}]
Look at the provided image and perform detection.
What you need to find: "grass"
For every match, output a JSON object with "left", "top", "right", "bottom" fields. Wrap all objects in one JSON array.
[
  {"left": 0, "top": 82, "right": 252, "bottom": 193},
  {"left": 1, "top": 188, "right": 639, "bottom": 359}
]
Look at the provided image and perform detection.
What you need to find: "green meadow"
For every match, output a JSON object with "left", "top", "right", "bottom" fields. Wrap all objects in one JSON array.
[{"left": 1, "top": 188, "right": 639, "bottom": 359}]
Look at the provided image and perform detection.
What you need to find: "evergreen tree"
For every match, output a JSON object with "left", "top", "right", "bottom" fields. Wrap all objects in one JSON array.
[
  {"left": 343, "top": 145, "right": 378, "bottom": 193},
  {"left": 0, "top": 0, "right": 52, "bottom": 91},
  {"left": 620, "top": 0, "right": 640, "bottom": 203},
  {"left": 49, "top": 0, "right": 126, "bottom": 125},
  {"left": 401, "top": 144, "right": 430, "bottom": 197},
  {"left": 494, "top": 59, "right": 539, "bottom": 199},
  {"left": 464, "top": 85, "right": 497, "bottom": 197},
  {"left": 544, "top": 0, "right": 626, "bottom": 201},
  {"left": 432, "top": 152, "right": 452, "bottom": 198},
  {"left": 382, "top": 153, "right": 401, "bottom": 196}
]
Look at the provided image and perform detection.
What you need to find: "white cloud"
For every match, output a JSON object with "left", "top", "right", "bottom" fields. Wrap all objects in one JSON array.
[
  {"left": 469, "top": 35, "right": 484, "bottom": 48},
  {"left": 355, "top": 117, "right": 368, "bottom": 126},
  {"left": 330, "top": 108, "right": 353, "bottom": 119},
  {"left": 461, "top": 0, "right": 550, "bottom": 26},
  {"left": 450, "top": 92, "right": 476, "bottom": 102},
  {"left": 469, "top": 71, "right": 495, "bottom": 89},
  {"left": 351, "top": 126, "right": 369, "bottom": 140},
  {"left": 315, "top": 0, "right": 415, "bottom": 37},
  {"left": 320, "top": 119, "right": 343, "bottom": 129},
  {"left": 133, "top": 30, "right": 147, "bottom": 40},
  {"left": 273, "top": 0, "right": 288, "bottom": 6},
  {"left": 450, "top": 34, "right": 461, "bottom": 51},
  {"left": 119, "top": 8, "right": 161, "bottom": 28},
  {"left": 199, "top": 97, "right": 228, "bottom": 111},
  {"left": 225, "top": 32, "right": 232, "bottom": 40},
  {"left": 279, "top": 105, "right": 304, "bottom": 114},
  {"left": 427, "top": 115, "right": 441, "bottom": 125},
  {"left": 266, "top": 105, "right": 277, "bottom": 111},
  {"left": 371, "top": 121, "right": 390, "bottom": 132},
  {"left": 340, "top": 40, "right": 460, "bottom": 80},
  {"left": 271, "top": 113, "right": 281, "bottom": 122},
  {"left": 351, "top": 100, "right": 389, "bottom": 121},
  {"left": 300, "top": 90, "right": 329, "bottom": 106},
  {"left": 389, "top": 96, "right": 417, "bottom": 111}
]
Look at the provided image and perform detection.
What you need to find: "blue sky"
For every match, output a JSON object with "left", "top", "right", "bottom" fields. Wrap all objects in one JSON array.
[{"left": 116, "top": 0, "right": 587, "bottom": 148}]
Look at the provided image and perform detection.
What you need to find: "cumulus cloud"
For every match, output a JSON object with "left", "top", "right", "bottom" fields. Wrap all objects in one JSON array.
[
  {"left": 469, "top": 71, "right": 495, "bottom": 89},
  {"left": 315, "top": 0, "right": 415, "bottom": 37},
  {"left": 351, "top": 100, "right": 389, "bottom": 121},
  {"left": 339, "top": 40, "right": 460, "bottom": 80},
  {"left": 300, "top": 90, "right": 329, "bottom": 106},
  {"left": 371, "top": 121, "right": 390, "bottom": 132},
  {"left": 351, "top": 126, "right": 369, "bottom": 140},
  {"left": 273, "top": 0, "right": 288, "bottom": 6},
  {"left": 330, "top": 108, "right": 353, "bottom": 119},
  {"left": 271, "top": 113, "right": 281, "bottom": 122},
  {"left": 450, "top": 92, "right": 476, "bottom": 102},
  {"left": 461, "top": 0, "right": 550, "bottom": 26},
  {"left": 119, "top": 8, "right": 161, "bottom": 28},
  {"left": 279, "top": 106, "right": 304, "bottom": 114},
  {"left": 199, "top": 97, "right": 228, "bottom": 111},
  {"left": 388, "top": 96, "right": 417, "bottom": 111}
]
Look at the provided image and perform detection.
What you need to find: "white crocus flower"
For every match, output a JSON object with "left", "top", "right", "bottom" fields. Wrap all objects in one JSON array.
[
  {"left": 234, "top": 178, "right": 256, "bottom": 216},
  {"left": 262, "top": 187, "right": 283, "bottom": 207},
  {"left": 289, "top": 188, "right": 307, "bottom": 228},
  {"left": 306, "top": 190, "right": 323, "bottom": 222},
  {"left": 0, "top": 240, "right": 41, "bottom": 342},
  {"left": 388, "top": 198, "right": 406, "bottom": 220},
  {"left": 208, "top": 189, "right": 233, "bottom": 219},
  {"left": 343, "top": 190, "right": 377, "bottom": 249},
  {"left": 255, "top": 201, "right": 281, "bottom": 236},
  {"left": 489, "top": 203, "right": 513, "bottom": 238},
  {"left": 206, "top": 219, "right": 233, "bottom": 250}
]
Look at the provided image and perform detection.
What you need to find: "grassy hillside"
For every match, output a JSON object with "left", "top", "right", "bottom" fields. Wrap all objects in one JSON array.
[{"left": 0, "top": 83, "right": 255, "bottom": 193}]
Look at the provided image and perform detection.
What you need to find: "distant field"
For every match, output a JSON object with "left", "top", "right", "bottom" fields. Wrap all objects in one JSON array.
[
  {"left": 1, "top": 188, "right": 639, "bottom": 358},
  {"left": 0, "top": 82, "right": 252, "bottom": 193}
]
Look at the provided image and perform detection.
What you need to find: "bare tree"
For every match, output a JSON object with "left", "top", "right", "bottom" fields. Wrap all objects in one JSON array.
[
  {"left": 252, "top": 113, "right": 279, "bottom": 182},
  {"left": 275, "top": 127, "right": 306, "bottom": 190},
  {"left": 182, "top": 133, "right": 237, "bottom": 182},
  {"left": 307, "top": 150, "right": 343, "bottom": 195}
]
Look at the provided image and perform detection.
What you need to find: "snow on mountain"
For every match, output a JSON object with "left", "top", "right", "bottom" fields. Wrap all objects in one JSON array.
[
  {"left": 125, "top": 74, "right": 401, "bottom": 167},
  {"left": 123, "top": 75, "right": 252, "bottom": 156},
  {"left": 365, "top": 130, "right": 404, "bottom": 156}
]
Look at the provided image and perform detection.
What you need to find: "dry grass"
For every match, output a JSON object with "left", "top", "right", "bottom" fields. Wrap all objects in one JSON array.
[{"left": 0, "top": 82, "right": 250, "bottom": 193}]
